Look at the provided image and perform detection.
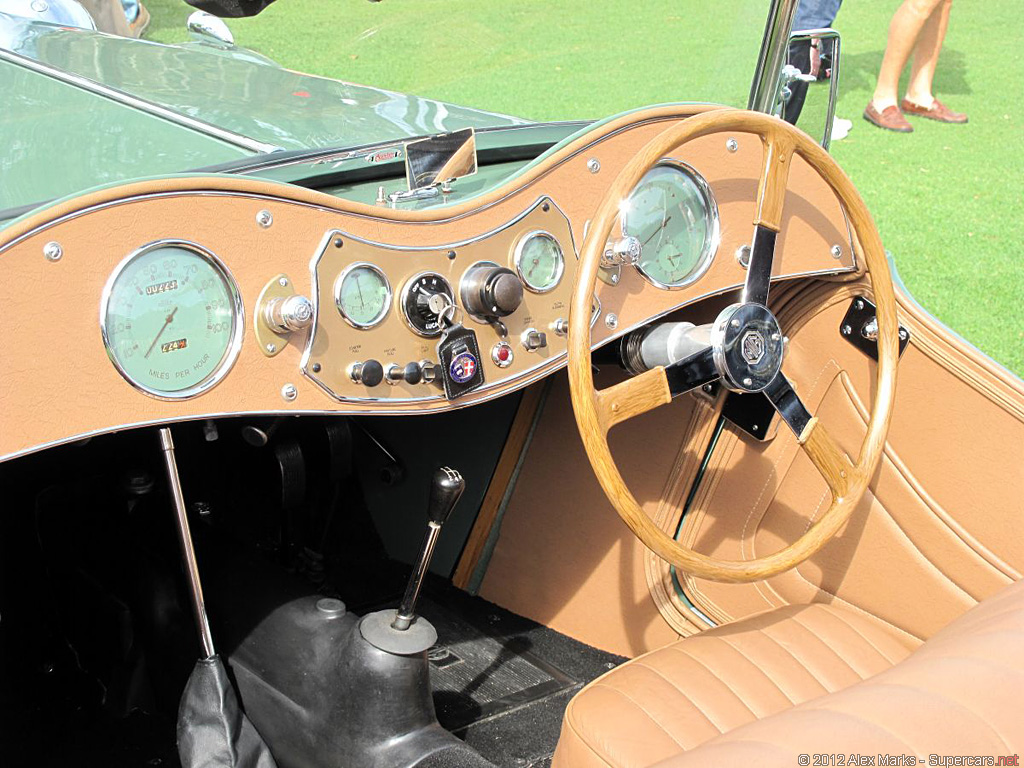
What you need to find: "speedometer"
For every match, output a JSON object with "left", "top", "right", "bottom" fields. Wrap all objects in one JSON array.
[
  {"left": 622, "top": 161, "right": 719, "bottom": 289},
  {"left": 100, "top": 241, "right": 243, "bottom": 399}
]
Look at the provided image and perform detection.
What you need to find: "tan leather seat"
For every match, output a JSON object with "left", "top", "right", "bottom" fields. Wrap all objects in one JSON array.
[{"left": 553, "top": 580, "right": 1024, "bottom": 768}]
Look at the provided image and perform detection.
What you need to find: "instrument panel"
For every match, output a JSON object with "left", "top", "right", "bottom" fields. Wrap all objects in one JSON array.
[{"left": 0, "top": 105, "right": 859, "bottom": 462}]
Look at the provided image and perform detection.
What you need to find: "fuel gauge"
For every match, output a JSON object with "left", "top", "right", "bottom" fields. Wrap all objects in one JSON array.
[{"left": 335, "top": 263, "right": 392, "bottom": 329}]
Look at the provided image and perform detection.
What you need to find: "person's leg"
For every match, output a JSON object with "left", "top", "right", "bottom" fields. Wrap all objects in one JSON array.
[
  {"left": 904, "top": 0, "right": 952, "bottom": 107},
  {"left": 871, "top": 0, "right": 947, "bottom": 111}
]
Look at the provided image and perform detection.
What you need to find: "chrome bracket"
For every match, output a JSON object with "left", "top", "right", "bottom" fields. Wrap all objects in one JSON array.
[{"left": 840, "top": 296, "right": 910, "bottom": 362}]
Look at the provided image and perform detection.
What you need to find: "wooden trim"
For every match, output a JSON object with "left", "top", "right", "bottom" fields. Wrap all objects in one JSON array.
[
  {"left": 566, "top": 109, "right": 899, "bottom": 584},
  {"left": 452, "top": 381, "right": 548, "bottom": 590}
]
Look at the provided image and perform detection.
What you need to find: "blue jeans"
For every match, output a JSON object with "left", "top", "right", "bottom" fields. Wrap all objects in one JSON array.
[
  {"left": 793, "top": 0, "right": 842, "bottom": 31},
  {"left": 121, "top": 0, "right": 139, "bottom": 23}
]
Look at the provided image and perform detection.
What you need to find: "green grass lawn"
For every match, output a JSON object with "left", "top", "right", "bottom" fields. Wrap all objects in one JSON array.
[{"left": 147, "top": 0, "right": 1023, "bottom": 375}]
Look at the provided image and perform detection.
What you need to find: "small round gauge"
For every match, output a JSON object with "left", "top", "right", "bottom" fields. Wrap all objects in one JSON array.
[
  {"left": 513, "top": 231, "right": 564, "bottom": 293},
  {"left": 400, "top": 271, "right": 455, "bottom": 337},
  {"left": 335, "top": 262, "right": 392, "bottom": 329},
  {"left": 100, "top": 241, "right": 243, "bottom": 399},
  {"left": 621, "top": 161, "right": 719, "bottom": 289}
]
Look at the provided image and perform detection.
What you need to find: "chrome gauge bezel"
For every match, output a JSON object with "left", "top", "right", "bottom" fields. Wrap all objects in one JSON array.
[
  {"left": 512, "top": 229, "right": 565, "bottom": 294},
  {"left": 99, "top": 239, "right": 244, "bottom": 401},
  {"left": 399, "top": 270, "right": 455, "bottom": 338},
  {"left": 334, "top": 261, "right": 392, "bottom": 329},
  {"left": 623, "top": 159, "right": 720, "bottom": 291}
]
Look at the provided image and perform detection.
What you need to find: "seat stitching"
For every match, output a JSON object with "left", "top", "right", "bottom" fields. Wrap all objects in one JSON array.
[
  {"left": 816, "top": 606, "right": 903, "bottom": 666},
  {"left": 754, "top": 626, "right": 831, "bottom": 695},
  {"left": 666, "top": 646, "right": 759, "bottom": 719},
  {"left": 591, "top": 682, "right": 689, "bottom": 751},
  {"left": 713, "top": 635, "right": 798, "bottom": 706},
  {"left": 630, "top": 661, "right": 724, "bottom": 734},
  {"left": 786, "top": 613, "right": 864, "bottom": 678}
]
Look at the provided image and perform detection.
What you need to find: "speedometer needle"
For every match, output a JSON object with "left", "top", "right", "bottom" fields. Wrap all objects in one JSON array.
[
  {"left": 644, "top": 215, "right": 672, "bottom": 246},
  {"left": 144, "top": 306, "right": 178, "bottom": 359}
]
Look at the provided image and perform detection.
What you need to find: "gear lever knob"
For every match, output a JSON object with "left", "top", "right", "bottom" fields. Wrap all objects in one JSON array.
[
  {"left": 392, "top": 467, "right": 464, "bottom": 631},
  {"left": 428, "top": 466, "right": 465, "bottom": 525}
]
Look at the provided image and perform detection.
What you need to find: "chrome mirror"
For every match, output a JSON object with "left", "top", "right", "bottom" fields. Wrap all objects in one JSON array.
[
  {"left": 187, "top": 10, "right": 234, "bottom": 45},
  {"left": 779, "top": 28, "right": 842, "bottom": 150},
  {"left": 404, "top": 128, "right": 477, "bottom": 190}
]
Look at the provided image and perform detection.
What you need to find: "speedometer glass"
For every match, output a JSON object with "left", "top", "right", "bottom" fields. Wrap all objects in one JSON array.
[
  {"left": 622, "top": 161, "right": 719, "bottom": 288},
  {"left": 335, "top": 262, "right": 392, "bottom": 328},
  {"left": 100, "top": 242, "right": 242, "bottom": 399}
]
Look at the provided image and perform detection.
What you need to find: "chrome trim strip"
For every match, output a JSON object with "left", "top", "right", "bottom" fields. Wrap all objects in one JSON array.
[
  {"left": 98, "top": 239, "right": 246, "bottom": 401},
  {"left": 0, "top": 48, "right": 281, "bottom": 154},
  {"left": 513, "top": 230, "right": 565, "bottom": 294},
  {"left": 334, "top": 261, "right": 392, "bottom": 329},
  {"left": 624, "top": 159, "right": 721, "bottom": 291}
]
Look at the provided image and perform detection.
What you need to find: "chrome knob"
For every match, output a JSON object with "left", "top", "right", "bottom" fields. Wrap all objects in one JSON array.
[
  {"left": 552, "top": 317, "right": 569, "bottom": 337},
  {"left": 601, "top": 236, "right": 641, "bottom": 268},
  {"left": 460, "top": 263, "right": 524, "bottom": 319},
  {"left": 264, "top": 294, "right": 313, "bottom": 333}
]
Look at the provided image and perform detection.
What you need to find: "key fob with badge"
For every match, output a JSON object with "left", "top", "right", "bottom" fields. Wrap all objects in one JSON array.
[{"left": 429, "top": 294, "right": 485, "bottom": 400}]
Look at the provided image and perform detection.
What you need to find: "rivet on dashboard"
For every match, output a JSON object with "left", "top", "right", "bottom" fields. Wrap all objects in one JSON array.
[
  {"left": 266, "top": 342, "right": 277, "bottom": 354},
  {"left": 312, "top": 362, "right": 322, "bottom": 373},
  {"left": 587, "top": 158, "right": 601, "bottom": 174},
  {"left": 43, "top": 241, "right": 62, "bottom": 262},
  {"left": 256, "top": 209, "right": 273, "bottom": 228},
  {"left": 334, "top": 237, "right": 344, "bottom": 248},
  {"left": 726, "top": 138, "right": 739, "bottom": 153},
  {"left": 281, "top": 383, "right": 298, "bottom": 402},
  {"left": 446, "top": 250, "right": 456, "bottom": 260},
  {"left": 278, "top": 277, "right": 289, "bottom": 287},
  {"left": 542, "top": 202, "right": 550, "bottom": 212},
  {"left": 605, "top": 313, "right": 618, "bottom": 330},
  {"left": 831, "top": 244, "right": 843, "bottom": 259}
]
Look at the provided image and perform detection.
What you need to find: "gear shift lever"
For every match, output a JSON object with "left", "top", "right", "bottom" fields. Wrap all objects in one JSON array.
[
  {"left": 392, "top": 467, "right": 464, "bottom": 630},
  {"left": 359, "top": 466, "right": 464, "bottom": 655}
]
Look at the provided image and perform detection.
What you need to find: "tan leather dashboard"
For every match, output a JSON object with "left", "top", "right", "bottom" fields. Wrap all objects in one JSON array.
[{"left": 0, "top": 105, "right": 856, "bottom": 462}]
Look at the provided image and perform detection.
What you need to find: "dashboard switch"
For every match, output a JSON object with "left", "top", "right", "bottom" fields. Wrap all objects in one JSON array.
[
  {"left": 491, "top": 341, "right": 514, "bottom": 368},
  {"left": 385, "top": 362, "right": 432, "bottom": 385},
  {"left": 521, "top": 328, "right": 547, "bottom": 352},
  {"left": 348, "top": 360, "right": 384, "bottom": 387},
  {"left": 460, "top": 263, "right": 524, "bottom": 319},
  {"left": 552, "top": 317, "right": 569, "bottom": 337}
]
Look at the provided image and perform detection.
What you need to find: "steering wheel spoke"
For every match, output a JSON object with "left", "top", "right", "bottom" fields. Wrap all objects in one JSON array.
[
  {"left": 754, "top": 132, "right": 796, "bottom": 232},
  {"left": 595, "top": 367, "right": 672, "bottom": 433},
  {"left": 762, "top": 370, "right": 811, "bottom": 438}
]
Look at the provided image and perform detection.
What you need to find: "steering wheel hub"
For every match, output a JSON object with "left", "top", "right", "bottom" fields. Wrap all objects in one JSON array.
[{"left": 711, "top": 303, "right": 784, "bottom": 393}]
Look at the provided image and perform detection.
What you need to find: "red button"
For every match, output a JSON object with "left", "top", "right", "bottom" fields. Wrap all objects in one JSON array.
[{"left": 497, "top": 345, "right": 510, "bottom": 361}]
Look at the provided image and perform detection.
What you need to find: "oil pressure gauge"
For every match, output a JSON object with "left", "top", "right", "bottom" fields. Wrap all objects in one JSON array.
[{"left": 100, "top": 241, "right": 243, "bottom": 399}]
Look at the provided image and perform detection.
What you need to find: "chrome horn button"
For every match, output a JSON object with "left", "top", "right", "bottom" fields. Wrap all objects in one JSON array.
[{"left": 711, "top": 303, "right": 784, "bottom": 393}]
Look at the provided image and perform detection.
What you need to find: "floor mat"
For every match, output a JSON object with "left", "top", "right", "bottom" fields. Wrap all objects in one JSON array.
[
  {"left": 422, "top": 599, "right": 574, "bottom": 732},
  {"left": 419, "top": 586, "right": 626, "bottom": 767}
]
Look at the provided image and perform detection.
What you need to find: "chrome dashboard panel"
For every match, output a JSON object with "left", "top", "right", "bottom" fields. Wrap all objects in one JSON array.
[{"left": 0, "top": 105, "right": 857, "bottom": 463}]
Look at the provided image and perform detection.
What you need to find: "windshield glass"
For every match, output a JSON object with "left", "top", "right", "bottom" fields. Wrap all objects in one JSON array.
[{"left": 0, "top": 1, "right": 771, "bottom": 213}]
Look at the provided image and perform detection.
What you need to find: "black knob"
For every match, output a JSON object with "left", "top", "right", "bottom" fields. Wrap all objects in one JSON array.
[
  {"left": 461, "top": 264, "right": 524, "bottom": 319},
  {"left": 403, "top": 362, "right": 422, "bottom": 385},
  {"left": 350, "top": 359, "right": 384, "bottom": 387},
  {"left": 428, "top": 466, "right": 465, "bottom": 525}
]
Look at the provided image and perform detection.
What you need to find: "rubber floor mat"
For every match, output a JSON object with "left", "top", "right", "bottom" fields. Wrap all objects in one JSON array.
[{"left": 420, "top": 598, "right": 574, "bottom": 732}]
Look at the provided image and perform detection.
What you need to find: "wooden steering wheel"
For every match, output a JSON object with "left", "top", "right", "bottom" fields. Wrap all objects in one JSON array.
[{"left": 568, "top": 109, "right": 899, "bottom": 584}]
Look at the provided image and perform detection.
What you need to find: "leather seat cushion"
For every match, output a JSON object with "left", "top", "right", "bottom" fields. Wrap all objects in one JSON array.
[
  {"left": 654, "top": 578, "right": 1024, "bottom": 767},
  {"left": 552, "top": 602, "right": 919, "bottom": 768}
]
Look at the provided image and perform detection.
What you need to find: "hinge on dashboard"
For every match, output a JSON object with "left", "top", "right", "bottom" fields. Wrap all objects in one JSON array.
[{"left": 840, "top": 296, "right": 910, "bottom": 362}]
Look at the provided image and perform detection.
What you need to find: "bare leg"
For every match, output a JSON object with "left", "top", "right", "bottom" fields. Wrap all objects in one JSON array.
[
  {"left": 871, "top": 0, "right": 947, "bottom": 110},
  {"left": 904, "top": 0, "right": 953, "bottom": 107}
]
